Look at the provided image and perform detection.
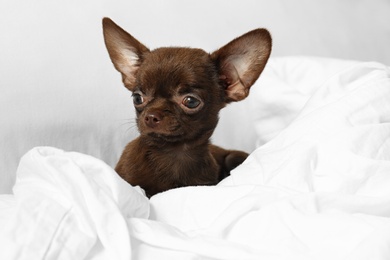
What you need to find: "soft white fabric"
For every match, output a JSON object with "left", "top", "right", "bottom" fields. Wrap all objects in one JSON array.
[
  {"left": 149, "top": 61, "right": 390, "bottom": 259},
  {"left": 1, "top": 60, "right": 390, "bottom": 259},
  {"left": 0, "top": 147, "right": 148, "bottom": 260}
]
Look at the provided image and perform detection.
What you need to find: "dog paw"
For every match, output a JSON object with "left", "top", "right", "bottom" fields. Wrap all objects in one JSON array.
[
  {"left": 225, "top": 150, "right": 248, "bottom": 171},
  {"left": 217, "top": 150, "right": 248, "bottom": 181}
]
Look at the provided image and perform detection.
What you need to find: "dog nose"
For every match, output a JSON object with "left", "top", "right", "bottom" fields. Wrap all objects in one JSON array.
[{"left": 144, "top": 112, "right": 163, "bottom": 128}]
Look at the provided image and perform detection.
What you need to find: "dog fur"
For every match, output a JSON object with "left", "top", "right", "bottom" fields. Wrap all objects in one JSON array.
[{"left": 102, "top": 18, "right": 272, "bottom": 197}]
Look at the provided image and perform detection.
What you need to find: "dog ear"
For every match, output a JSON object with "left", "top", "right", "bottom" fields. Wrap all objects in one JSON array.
[
  {"left": 211, "top": 29, "right": 272, "bottom": 102},
  {"left": 102, "top": 18, "right": 149, "bottom": 91}
]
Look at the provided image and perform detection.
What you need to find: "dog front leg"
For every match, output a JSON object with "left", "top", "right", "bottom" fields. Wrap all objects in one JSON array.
[{"left": 209, "top": 144, "right": 248, "bottom": 181}]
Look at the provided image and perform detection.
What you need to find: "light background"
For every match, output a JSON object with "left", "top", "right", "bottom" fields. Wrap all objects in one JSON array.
[{"left": 1, "top": 0, "right": 389, "bottom": 193}]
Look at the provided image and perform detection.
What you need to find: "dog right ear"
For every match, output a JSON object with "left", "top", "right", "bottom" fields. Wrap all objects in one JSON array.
[
  {"left": 211, "top": 28, "right": 272, "bottom": 103},
  {"left": 102, "top": 18, "right": 149, "bottom": 91}
]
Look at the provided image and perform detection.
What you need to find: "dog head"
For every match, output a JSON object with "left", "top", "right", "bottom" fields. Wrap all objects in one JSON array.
[{"left": 102, "top": 18, "right": 271, "bottom": 145}]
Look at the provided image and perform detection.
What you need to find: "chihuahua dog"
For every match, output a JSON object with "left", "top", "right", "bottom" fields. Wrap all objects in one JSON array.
[{"left": 102, "top": 18, "right": 271, "bottom": 197}]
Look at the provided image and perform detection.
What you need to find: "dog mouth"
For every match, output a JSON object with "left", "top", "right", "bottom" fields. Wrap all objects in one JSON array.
[
  {"left": 145, "top": 132, "right": 184, "bottom": 143},
  {"left": 142, "top": 124, "right": 215, "bottom": 145},
  {"left": 138, "top": 115, "right": 187, "bottom": 143},
  {"left": 138, "top": 116, "right": 214, "bottom": 144}
]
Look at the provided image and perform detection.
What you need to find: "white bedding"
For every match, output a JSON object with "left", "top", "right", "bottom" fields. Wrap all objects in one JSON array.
[{"left": 1, "top": 59, "right": 390, "bottom": 259}]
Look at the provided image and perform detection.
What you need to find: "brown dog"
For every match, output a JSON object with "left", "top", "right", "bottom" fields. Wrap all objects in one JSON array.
[{"left": 102, "top": 18, "right": 271, "bottom": 197}]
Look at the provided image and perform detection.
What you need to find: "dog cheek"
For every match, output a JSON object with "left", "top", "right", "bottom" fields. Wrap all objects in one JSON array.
[
  {"left": 189, "top": 113, "right": 218, "bottom": 137},
  {"left": 136, "top": 116, "right": 147, "bottom": 133},
  {"left": 162, "top": 116, "right": 178, "bottom": 132}
]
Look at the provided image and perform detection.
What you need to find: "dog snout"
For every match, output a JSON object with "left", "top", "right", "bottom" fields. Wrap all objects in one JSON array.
[{"left": 144, "top": 112, "right": 163, "bottom": 128}]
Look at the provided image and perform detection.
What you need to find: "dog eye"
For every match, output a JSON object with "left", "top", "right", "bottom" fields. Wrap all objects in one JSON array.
[
  {"left": 182, "top": 96, "right": 201, "bottom": 109},
  {"left": 132, "top": 93, "right": 144, "bottom": 105}
]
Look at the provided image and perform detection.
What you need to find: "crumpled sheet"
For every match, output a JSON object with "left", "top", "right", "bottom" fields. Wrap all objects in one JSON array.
[{"left": 1, "top": 61, "right": 390, "bottom": 260}]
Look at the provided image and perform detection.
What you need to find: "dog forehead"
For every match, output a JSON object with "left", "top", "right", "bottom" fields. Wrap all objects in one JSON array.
[{"left": 138, "top": 47, "right": 215, "bottom": 87}]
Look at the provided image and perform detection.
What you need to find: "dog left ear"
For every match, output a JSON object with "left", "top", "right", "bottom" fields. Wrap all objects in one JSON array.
[
  {"left": 102, "top": 18, "right": 150, "bottom": 91},
  {"left": 211, "top": 29, "right": 272, "bottom": 102}
]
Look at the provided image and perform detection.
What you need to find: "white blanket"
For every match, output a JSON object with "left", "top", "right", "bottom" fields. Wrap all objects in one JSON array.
[{"left": 1, "top": 60, "right": 390, "bottom": 259}]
